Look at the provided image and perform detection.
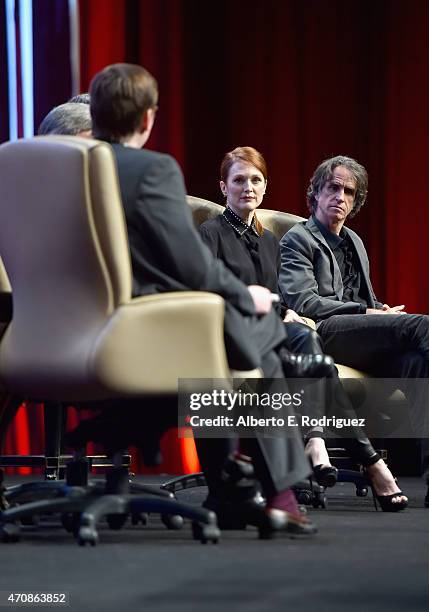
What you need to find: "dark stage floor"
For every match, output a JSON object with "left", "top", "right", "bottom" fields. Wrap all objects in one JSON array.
[{"left": 0, "top": 475, "right": 428, "bottom": 612}]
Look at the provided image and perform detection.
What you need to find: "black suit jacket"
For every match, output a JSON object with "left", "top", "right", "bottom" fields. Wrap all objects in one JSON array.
[{"left": 110, "top": 144, "right": 282, "bottom": 369}]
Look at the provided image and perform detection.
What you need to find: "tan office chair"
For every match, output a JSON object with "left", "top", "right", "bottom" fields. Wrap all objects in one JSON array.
[{"left": 0, "top": 137, "right": 234, "bottom": 544}]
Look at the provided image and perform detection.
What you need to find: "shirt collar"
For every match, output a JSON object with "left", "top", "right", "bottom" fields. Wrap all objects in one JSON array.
[
  {"left": 223, "top": 206, "right": 259, "bottom": 237},
  {"left": 312, "top": 215, "right": 347, "bottom": 249}
]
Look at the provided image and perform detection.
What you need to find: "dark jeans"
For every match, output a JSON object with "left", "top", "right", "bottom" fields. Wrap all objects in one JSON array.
[
  {"left": 318, "top": 313, "right": 429, "bottom": 473},
  {"left": 284, "top": 322, "right": 377, "bottom": 464}
]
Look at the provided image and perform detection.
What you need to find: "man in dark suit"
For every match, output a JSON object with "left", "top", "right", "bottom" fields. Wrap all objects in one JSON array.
[
  {"left": 279, "top": 155, "right": 429, "bottom": 502},
  {"left": 88, "top": 63, "right": 316, "bottom": 533}
]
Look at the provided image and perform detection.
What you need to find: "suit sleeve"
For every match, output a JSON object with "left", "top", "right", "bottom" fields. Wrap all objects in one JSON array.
[
  {"left": 133, "top": 154, "right": 255, "bottom": 315},
  {"left": 279, "top": 229, "right": 367, "bottom": 320}
]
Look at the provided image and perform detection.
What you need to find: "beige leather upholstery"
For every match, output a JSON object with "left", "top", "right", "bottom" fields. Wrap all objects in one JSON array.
[
  {"left": 0, "top": 138, "right": 239, "bottom": 401},
  {"left": 187, "top": 195, "right": 305, "bottom": 241},
  {"left": 254, "top": 209, "right": 306, "bottom": 241}
]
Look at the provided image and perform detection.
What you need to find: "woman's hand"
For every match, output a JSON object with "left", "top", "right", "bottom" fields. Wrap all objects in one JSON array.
[{"left": 283, "top": 309, "right": 306, "bottom": 324}]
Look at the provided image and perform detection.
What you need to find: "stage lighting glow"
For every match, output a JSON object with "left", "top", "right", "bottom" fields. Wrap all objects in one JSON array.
[
  {"left": 19, "top": 0, "right": 34, "bottom": 138},
  {"left": 5, "top": 0, "right": 17, "bottom": 140},
  {"left": 68, "top": 0, "right": 80, "bottom": 97}
]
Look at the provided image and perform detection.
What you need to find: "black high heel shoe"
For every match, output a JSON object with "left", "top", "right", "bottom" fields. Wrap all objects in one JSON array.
[
  {"left": 371, "top": 489, "right": 408, "bottom": 512},
  {"left": 305, "top": 435, "right": 338, "bottom": 488},
  {"left": 364, "top": 467, "right": 408, "bottom": 512}
]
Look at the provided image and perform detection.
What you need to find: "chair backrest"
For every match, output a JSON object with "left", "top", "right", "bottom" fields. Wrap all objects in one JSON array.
[
  {"left": 0, "top": 136, "right": 133, "bottom": 395},
  {"left": 187, "top": 195, "right": 305, "bottom": 239}
]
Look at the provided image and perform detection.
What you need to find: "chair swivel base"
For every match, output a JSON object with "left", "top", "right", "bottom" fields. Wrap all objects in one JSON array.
[{"left": 0, "top": 467, "right": 220, "bottom": 546}]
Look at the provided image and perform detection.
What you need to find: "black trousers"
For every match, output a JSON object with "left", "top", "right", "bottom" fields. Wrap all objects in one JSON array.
[
  {"left": 284, "top": 322, "right": 377, "bottom": 464},
  {"left": 196, "top": 310, "right": 310, "bottom": 500},
  {"left": 318, "top": 313, "right": 429, "bottom": 473}
]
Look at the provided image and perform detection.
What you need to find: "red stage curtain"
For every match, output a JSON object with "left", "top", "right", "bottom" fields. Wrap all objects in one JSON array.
[{"left": 77, "top": 0, "right": 429, "bottom": 312}]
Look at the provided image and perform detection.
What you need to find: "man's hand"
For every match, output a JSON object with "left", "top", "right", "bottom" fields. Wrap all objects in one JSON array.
[
  {"left": 283, "top": 309, "right": 306, "bottom": 324},
  {"left": 382, "top": 304, "right": 406, "bottom": 313},
  {"left": 247, "top": 285, "right": 275, "bottom": 315},
  {"left": 366, "top": 304, "right": 406, "bottom": 315}
]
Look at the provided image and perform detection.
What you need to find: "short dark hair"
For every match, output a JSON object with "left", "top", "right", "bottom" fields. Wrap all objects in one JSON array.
[
  {"left": 307, "top": 155, "right": 368, "bottom": 218},
  {"left": 68, "top": 92, "right": 90, "bottom": 105},
  {"left": 89, "top": 63, "right": 158, "bottom": 141},
  {"left": 38, "top": 102, "right": 91, "bottom": 136}
]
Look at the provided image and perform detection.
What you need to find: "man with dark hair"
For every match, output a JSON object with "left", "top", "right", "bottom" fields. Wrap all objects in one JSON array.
[
  {"left": 38, "top": 102, "right": 91, "bottom": 137},
  {"left": 279, "top": 155, "right": 429, "bottom": 503},
  {"left": 88, "top": 63, "right": 316, "bottom": 535}
]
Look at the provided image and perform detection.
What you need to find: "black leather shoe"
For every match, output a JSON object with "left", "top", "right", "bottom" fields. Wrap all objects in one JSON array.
[
  {"left": 203, "top": 494, "right": 317, "bottom": 537},
  {"left": 203, "top": 492, "right": 266, "bottom": 530},
  {"left": 259, "top": 508, "right": 318, "bottom": 539},
  {"left": 280, "top": 350, "right": 335, "bottom": 378}
]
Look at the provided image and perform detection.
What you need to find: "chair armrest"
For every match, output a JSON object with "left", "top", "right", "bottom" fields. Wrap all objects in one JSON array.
[{"left": 91, "top": 292, "right": 231, "bottom": 395}]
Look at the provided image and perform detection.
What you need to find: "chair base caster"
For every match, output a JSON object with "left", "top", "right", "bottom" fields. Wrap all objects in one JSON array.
[
  {"left": 0, "top": 522, "right": 21, "bottom": 543},
  {"left": 356, "top": 487, "right": 368, "bottom": 497},
  {"left": 161, "top": 514, "right": 184, "bottom": 530},
  {"left": 131, "top": 512, "right": 148, "bottom": 526},
  {"left": 78, "top": 526, "right": 99, "bottom": 546},
  {"left": 191, "top": 521, "right": 220, "bottom": 544}
]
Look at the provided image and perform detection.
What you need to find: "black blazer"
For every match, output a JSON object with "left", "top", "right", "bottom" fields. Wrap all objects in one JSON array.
[
  {"left": 110, "top": 144, "right": 270, "bottom": 369},
  {"left": 199, "top": 215, "right": 280, "bottom": 290}
]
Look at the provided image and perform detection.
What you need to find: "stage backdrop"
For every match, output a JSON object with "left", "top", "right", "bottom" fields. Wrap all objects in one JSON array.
[{"left": 1, "top": 0, "right": 429, "bottom": 473}]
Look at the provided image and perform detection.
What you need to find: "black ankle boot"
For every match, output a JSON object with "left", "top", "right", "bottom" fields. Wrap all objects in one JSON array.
[{"left": 280, "top": 350, "right": 335, "bottom": 378}]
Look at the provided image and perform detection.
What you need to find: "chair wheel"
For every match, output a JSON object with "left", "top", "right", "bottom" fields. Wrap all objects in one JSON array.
[
  {"left": 0, "top": 523, "right": 21, "bottom": 543},
  {"left": 78, "top": 526, "right": 99, "bottom": 546},
  {"left": 131, "top": 512, "right": 148, "bottom": 526},
  {"left": 313, "top": 493, "right": 328, "bottom": 509},
  {"left": 106, "top": 514, "right": 128, "bottom": 530},
  {"left": 356, "top": 487, "right": 368, "bottom": 497},
  {"left": 191, "top": 521, "right": 220, "bottom": 544},
  {"left": 161, "top": 514, "right": 184, "bottom": 530}
]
